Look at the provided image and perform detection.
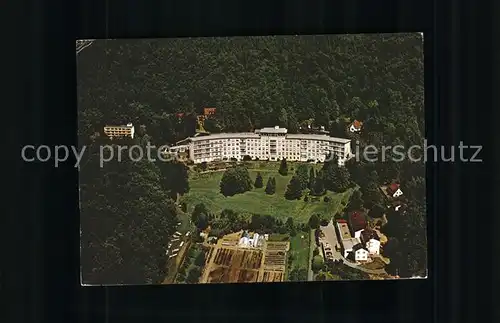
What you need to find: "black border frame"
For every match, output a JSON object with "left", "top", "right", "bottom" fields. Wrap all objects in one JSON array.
[{"left": 5, "top": 0, "right": 496, "bottom": 322}]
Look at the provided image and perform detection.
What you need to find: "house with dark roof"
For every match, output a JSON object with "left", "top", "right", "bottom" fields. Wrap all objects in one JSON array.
[{"left": 348, "top": 211, "right": 367, "bottom": 233}]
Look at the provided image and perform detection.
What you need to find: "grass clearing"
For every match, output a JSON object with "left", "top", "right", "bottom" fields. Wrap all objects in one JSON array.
[
  {"left": 180, "top": 162, "right": 354, "bottom": 223},
  {"left": 289, "top": 232, "right": 310, "bottom": 270}
]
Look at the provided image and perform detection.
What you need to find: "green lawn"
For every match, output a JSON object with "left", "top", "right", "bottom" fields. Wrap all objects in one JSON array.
[
  {"left": 180, "top": 162, "right": 353, "bottom": 223},
  {"left": 289, "top": 232, "right": 310, "bottom": 270}
]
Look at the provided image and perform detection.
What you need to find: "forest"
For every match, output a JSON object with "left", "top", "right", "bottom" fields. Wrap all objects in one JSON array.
[
  {"left": 78, "top": 33, "right": 426, "bottom": 283},
  {"left": 77, "top": 34, "right": 423, "bottom": 148}
]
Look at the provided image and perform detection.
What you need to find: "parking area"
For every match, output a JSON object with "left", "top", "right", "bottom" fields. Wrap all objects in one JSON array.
[{"left": 319, "top": 220, "right": 343, "bottom": 262}]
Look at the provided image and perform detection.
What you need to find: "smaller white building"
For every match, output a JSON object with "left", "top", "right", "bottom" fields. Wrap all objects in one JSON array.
[
  {"left": 264, "top": 234, "right": 269, "bottom": 241},
  {"left": 239, "top": 237, "right": 254, "bottom": 247},
  {"left": 392, "top": 188, "right": 403, "bottom": 198},
  {"left": 253, "top": 233, "right": 259, "bottom": 247},
  {"left": 354, "top": 248, "right": 369, "bottom": 261},
  {"left": 366, "top": 239, "right": 381, "bottom": 255},
  {"left": 342, "top": 237, "right": 361, "bottom": 258},
  {"left": 387, "top": 183, "right": 403, "bottom": 198},
  {"left": 349, "top": 120, "right": 363, "bottom": 133}
]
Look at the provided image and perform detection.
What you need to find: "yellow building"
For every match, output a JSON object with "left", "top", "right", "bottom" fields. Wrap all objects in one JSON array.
[{"left": 103, "top": 123, "right": 135, "bottom": 139}]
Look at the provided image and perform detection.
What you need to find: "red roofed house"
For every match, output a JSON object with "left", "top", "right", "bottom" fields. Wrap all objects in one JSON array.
[
  {"left": 386, "top": 183, "right": 403, "bottom": 198},
  {"left": 203, "top": 107, "right": 216, "bottom": 116},
  {"left": 349, "top": 211, "right": 367, "bottom": 233},
  {"left": 349, "top": 120, "right": 363, "bottom": 132}
]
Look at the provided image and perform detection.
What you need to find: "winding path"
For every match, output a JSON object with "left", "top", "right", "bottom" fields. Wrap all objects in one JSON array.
[{"left": 341, "top": 257, "right": 386, "bottom": 274}]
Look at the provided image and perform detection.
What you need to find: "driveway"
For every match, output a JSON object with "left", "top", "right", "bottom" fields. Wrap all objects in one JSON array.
[{"left": 319, "top": 220, "right": 343, "bottom": 263}]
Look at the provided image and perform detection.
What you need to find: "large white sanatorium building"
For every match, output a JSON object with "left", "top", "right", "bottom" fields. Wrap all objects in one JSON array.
[{"left": 168, "top": 126, "right": 353, "bottom": 166}]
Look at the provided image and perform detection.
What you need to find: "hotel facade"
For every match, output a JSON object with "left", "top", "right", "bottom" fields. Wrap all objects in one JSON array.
[{"left": 169, "top": 126, "right": 353, "bottom": 166}]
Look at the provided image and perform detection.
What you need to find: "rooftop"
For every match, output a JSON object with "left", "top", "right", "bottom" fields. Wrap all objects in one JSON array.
[
  {"left": 343, "top": 237, "right": 361, "bottom": 251},
  {"left": 337, "top": 222, "right": 352, "bottom": 240},
  {"left": 104, "top": 123, "right": 134, "bottom": 128},
  {"left": 388, "top": 183, "right": 400, "bottom": 193},
  {"left": 189, "top": 132, "right": 260, "bottom": 142},
  {"left": 186, "top": 129, "right": 351, "bottom": 143},
  {"left": 286, "top": 134, "right": 351, "bottom": 143},
  {"left": 255, "top": 126, "right": 288, "bottom": 134},
  {"left": 352, "top": 243, "right": 367, "bottom": 252}
]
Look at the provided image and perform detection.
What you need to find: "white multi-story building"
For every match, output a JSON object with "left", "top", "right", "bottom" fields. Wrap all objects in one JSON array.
[{"left": 178, "top": 126, "right": 352, "bottom": 166}]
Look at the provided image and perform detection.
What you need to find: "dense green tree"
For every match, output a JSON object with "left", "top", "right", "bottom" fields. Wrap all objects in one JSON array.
[
  {"left": 80, "top": 143, "right": 179, "bottom": 285},
  {"left": 362, "top": 182, "right": 384, "bottom": 208},
  {"left": 403, "top": 176, "right": 425, "bottom": 202},
  {"left": 278, "top": 158, "right": 288, "bottom": 176},
  {"left": 368, "top": 203, "right": 386, "bottom": 218},
  {"left": 254, "top": 172, "right": 264, "bottom": 188},
  {"left": 265, "top": 176, "right": 276, "bottom": 195},
  {"left": 285, "top": 176, "right": 303, "bottom": 200},
  {"left": 289, "top": 268, "right": 308, "bottom": 282},
  {"left": 308, "top": 168, "right": 316, "bottom": 189},
  {"left": 195, "top": 213, "right": 209, "bottom": 230},
  {"left": 308, "top": 214, "right": 320, "bottom": 229},
  {"left": 186, "top": 266, "right": 202, "bottom": 284},
  {"left": 320, "top": 154, "right": 351, "bottom": 193},
  {"left": 348, "top": 189, "right": 364, "bottom": 211},
  {"left": 382, "top": 237, "right": 400, "bottom": 258},
  {"left": 192, "top": 203, "right": 209, "bottom": 224},
  {"left": 194, "top": 251, "right": 206, "bottom": 267},
  {"left": 312, "top": 255, "right": 325, "bottom": 272},
  {"left": 295, "top": 164, "right": 310, "bottom": 190},
  {"left": 310, "top": 175, "right": 325, "bottom": 196},
  {"left": 157, "top": 160, "right": 190, "bottom": 199},
  {"left": 219, "top": 166, "right": 253, "bottom": 196}
]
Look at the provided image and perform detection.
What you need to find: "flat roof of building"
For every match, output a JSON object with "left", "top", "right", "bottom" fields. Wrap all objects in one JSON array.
[
  {"left": 190, "top": 133, "right": 260, "bottom": 142},
  {"left": 187, "top": 132, "right": 351, "bottom": 143},
  {"left": 104, "top": 123, "right": 134, "bottom": 128},
  {"left": 256, "top": 126, "right": 288, "bottom": 134},
  {"left": 342, "top": 238, "right": 360, "bottom": 251},
  {"left": 337, "top": 222, "right": 352, "bottom": 240},
  {"left": 286, "top": 134, "right": 351, "bottom": 143}
]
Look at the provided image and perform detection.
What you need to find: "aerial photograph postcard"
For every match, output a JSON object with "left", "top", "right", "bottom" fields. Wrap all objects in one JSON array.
[{"left": 77, "top": 33, "right": 426, "bottom": 285}]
